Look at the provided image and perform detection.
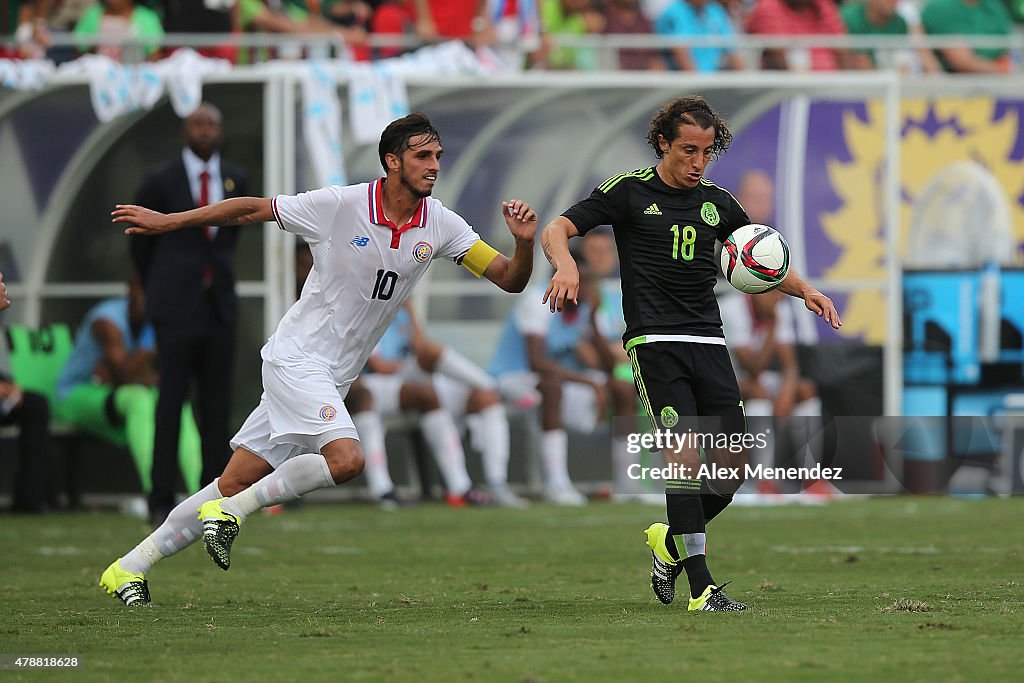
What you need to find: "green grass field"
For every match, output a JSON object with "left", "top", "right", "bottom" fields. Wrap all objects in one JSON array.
[{"left": 2, "top": 497, "right": 1021, "bottom": 682}]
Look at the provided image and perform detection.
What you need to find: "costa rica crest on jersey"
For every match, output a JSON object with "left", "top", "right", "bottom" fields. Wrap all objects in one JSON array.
[
  {"left": 413, "top": 241, "right": 433, "bottom": 263},
  {"left": 320, "top": 405, "right": 337, "bottom": 421}
]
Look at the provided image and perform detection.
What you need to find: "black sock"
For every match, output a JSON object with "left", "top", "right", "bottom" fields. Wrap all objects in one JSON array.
[
  {"left": 681, "top": 555, "right": 715, "bottom": 598},
  {"left": 701, "top": 492, "right": 734, "bottom": 523},
  {"left": 664, "top": 479, "right": 715, "bottom": 597}
]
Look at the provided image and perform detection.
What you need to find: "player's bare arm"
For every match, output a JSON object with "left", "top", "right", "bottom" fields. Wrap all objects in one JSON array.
[
  {"left": 0, "top": 270, "right": 9, "bottom": 310},
  {"left": 777, "top": 268, "right": 842, "bottom": 330},
  {"left": 113, "top": 197, "right": 275, "bottom": 236},
  {"left": 481, "top": 199, "right": 537, "bottom": 293},
  {"left": 92, "top": 319, "right": 153, "bottom": 385},
  {"left": 540, "top": 216, "right": 581, "bottom": 312}
]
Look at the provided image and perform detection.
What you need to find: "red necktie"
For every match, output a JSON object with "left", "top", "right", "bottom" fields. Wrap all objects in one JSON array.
[
  {"left": 199, "top": 170, "right": 213, "bottom": 286},
  {"left": 199, "top": 170, "right": 213, "bottom": 241}
]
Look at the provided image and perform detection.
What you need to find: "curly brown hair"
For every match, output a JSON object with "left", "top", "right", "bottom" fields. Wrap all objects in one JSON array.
[{"left": 646, "top": 96, "right": 733, "bottom": 160}]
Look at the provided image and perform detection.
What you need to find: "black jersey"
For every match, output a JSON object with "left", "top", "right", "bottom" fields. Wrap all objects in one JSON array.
[{"left": 563, "top": 167, "right": 749, "bottom": 343}]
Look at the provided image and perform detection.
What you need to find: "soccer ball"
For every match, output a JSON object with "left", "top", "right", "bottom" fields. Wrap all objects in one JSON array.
[{"left": 720, "top": 224, "right": 790, "bottom": 294}]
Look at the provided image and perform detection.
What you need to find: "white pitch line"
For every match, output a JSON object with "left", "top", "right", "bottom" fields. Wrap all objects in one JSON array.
[{"left": 769, "top": 545, "right": 1007, "bottom": 554}]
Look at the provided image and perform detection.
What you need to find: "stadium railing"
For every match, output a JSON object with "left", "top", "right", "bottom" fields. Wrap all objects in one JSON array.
[{"left": 4, "top": 31, "right": 1023, "bottom": 71}]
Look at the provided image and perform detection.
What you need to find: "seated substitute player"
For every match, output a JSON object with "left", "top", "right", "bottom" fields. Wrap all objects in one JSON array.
[
  {"left": 540, "top": 96, "right": 841, "bottom": 612},
  {"left": 56, "top": 275, "right": 203, "bottom": 501},
  {"left": 101, "top": 112, "right": 538, "bottom": 607},
  {"left": 362, "top": 304, "right": 528, "bottom": 508},
  {"left": 577, "top": 228, "right": 656, "bottom": 502},
  {"left": 719, "top": 288, "right": 838, "bottom": 502},
  {"left": 488, "top": 266, "right": 622, "bottom": 506}
]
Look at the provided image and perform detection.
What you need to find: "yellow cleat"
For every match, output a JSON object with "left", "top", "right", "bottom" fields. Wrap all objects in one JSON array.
[
  {"left": 198, "top": 498, "right": 241, "bottom": 571},
  {"left": 644, "top": 523, "right": 682, "bottom": 605},
  {"left": 99, "top": 559, "right": 151, "bottom": 607},
  {"left": 688, "top": 583, "right": 748, "bottom": 612}
]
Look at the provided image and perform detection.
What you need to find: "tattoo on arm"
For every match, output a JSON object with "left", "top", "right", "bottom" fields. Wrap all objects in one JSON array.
[{"left": 541, "top": 240, "right": 554, "bottom": 265}]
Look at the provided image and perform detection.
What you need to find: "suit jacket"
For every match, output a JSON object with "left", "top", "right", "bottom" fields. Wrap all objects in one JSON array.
[{"left": 130, "top": 157, "right": 249, "bottom": 333}]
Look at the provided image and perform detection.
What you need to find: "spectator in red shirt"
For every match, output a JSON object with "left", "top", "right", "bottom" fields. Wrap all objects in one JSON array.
[
  {"left": 746, "top": 0, "right": 855, "bottom": 70},
  {"left": 411, "top": 0, "right": 493, "bottom": 45}
]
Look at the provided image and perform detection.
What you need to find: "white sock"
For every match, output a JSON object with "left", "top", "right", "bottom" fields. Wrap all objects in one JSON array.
[
  {"left": 120, "top": 479, "right": 223, "bottom": 575},
  {"left": 420, "top": 408, "right": 472, "bottom": 495},
  {"left": 680, "top": 532, "right": 707, "bottom": 558},
  {"left": 437, "top": 348, "right": 496, "bottom": 390},
  {"left": 791, "top": 397, "right": 821, "bottom": 418},
  {"left": 353, "top": 411, "right": 393, "bottom": 498},
  {"left": 541, "top": 428, "right": 571, "bottom": 489},
  {"left": 221, "top": 453, "right": 335, "bottom": 521},
  {"left": 611, "top": 432, "right": 637, "bottom": 491},
  {"left": 470, "top": 403, "right": 510, "bottom": 487},
  {"left": 791, "top": 398, "right": 823, "bottom": 469}
]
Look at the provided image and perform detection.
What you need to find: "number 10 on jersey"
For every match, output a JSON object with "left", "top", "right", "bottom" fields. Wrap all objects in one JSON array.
[
  {"left": 372, "top": 269, "right": 398, "bottom": 300},
  {"left": 670, "top": 225, "right": 696, "bottom": 261}
]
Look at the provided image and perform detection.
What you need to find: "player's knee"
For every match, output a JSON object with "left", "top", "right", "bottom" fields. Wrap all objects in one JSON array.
[
  {"left": 798, "top": 378, "right": 818, "bottom": 401},
  {"left": 400, "top": 383, "right": 440, "bottom": 412},
  {"left": 324, "top": 444, "right": 364, "bottom": 484},
  {"left": 417, "top": 386, "right": 441, "bottom": 412},
  {"left": 415, "top": 342, "right": 443, "bottom": 373},
  {"left": 466, "top": 388, "right": 500, "bottom": 413},
  {"left": 217, "top": 472, "right": 248, "bottom": 497}
]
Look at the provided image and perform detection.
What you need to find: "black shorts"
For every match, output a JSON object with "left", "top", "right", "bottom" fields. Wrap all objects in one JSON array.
[{"left": 627, "top": 341, "right": 744, "bottom": 436}]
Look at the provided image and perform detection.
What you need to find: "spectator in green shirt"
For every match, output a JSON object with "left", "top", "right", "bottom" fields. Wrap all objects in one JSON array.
[
  {"left": 841, "top": 0, "right": 941, "bottom": 73},
  {"left": 921, "top": 0, "right": 1014, "bottom": 72},
  {"left": 74, "top": 0, "right": 164, "bottom": 61}
]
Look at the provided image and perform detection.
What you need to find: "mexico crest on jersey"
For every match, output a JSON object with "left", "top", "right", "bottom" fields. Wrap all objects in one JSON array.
[{"left": 413, "top": 241, "right": 433, "bottom": 263}]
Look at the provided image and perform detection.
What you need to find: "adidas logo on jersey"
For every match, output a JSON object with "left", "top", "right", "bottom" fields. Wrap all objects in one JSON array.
[
  {"left": 644, "top": 203, "right": 662, "bottom": 215},
  {"left": 350, "top": 236, "right": 370, "bottom": 247}
]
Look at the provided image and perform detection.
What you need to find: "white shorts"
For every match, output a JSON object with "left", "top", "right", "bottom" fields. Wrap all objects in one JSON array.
[
  {"left": 230, "top": 360, "right": 358, "bottom": 469},
  {"left": 361, "top": 370, "right": 473, "bottom": 419},
  {"left": 496, "top": 371, "right": 603, "bottom": 433},
  {"left": 360, "top": 373, "right": 405, "bottom": 417}
]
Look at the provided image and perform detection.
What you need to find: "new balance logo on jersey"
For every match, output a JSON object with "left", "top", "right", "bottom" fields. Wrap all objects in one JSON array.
[
  {"left": 350, "top": 236, "right": 370, "bottom": 247},
  {"left": 644, "top": 203, "right": 662, "bottom": 215}
]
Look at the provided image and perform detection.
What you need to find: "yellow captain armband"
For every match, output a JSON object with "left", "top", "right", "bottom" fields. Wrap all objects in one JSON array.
[{"left": 458, "top": 239, "right": 500, "bottom": 278}]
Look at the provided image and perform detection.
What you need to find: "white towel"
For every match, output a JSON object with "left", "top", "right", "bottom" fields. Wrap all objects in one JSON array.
[
  {"left": 0, "top": 58, "right": 55, "bottom": 91},
  {"left": 158, "top": 48, "right": 231, "bottom": 118},
  {"left": 300, "top": 62, "right": 346, "bottom": 187}
]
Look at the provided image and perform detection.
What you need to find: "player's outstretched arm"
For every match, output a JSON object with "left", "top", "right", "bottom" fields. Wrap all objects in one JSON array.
[
  {"left": 0, "top": 271, "right": 10, "bottom": 310},
  {"left": 540, "top": 216, "right": 580, "bottom": 313},
  {"left": 112, "top": 197, "right": 275, "bottom": 236},
  {"left": 482, "top": 199, "right": 537, "bottom": 293},
  {"left": 777, "top": 268, "right": 842, "bottom": 330}
]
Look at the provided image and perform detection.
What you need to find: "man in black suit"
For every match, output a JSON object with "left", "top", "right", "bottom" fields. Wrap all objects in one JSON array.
[{"left": 131, "top": 103, "right": 249, "bottom": 526}]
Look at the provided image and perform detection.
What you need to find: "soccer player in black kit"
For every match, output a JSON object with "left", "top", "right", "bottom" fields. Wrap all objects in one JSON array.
[{"left": 540, "top": 96, "right": 842, "bottom": 612}]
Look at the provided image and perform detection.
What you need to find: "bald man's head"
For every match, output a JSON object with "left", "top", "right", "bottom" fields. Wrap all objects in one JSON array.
[
  {"left": 182, "top": 103, "right": 224, "bottom": 161},
  {"left": 738, "top": 170, "right": 775, "bottom": 226}
]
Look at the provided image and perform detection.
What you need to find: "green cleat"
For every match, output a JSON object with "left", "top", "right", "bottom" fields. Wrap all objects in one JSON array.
[
  {"left": 688, "top": 582, "right": 748, "bottom": 612},
  {"left": 198, "top": 498, "right": 241, "bottom": 571},
  {"left": 99, "top": 559, "right": 151, "bottom": 607},
  {"left": 644, "top": 523, "right": 683, "bottom": 605}
]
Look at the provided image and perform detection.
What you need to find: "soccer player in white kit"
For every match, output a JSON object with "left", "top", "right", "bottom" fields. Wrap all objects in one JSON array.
[{"left": 100, "top": 113, "right": 538, "bottom": 607}]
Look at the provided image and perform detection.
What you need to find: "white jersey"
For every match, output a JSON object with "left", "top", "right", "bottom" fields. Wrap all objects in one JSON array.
[{"left": 266, "top": 179, "right": 480, "bottom": 384}]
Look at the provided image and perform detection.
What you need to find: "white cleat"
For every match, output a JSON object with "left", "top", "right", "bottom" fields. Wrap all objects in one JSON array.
[{"left": 543, "top": 484, "right": 587, "bottom": 507}]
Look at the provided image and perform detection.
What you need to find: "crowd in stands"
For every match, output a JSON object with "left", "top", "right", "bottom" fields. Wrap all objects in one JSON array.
[{"left": 1, "top": 0, "right": 1021, "bottom": 73}]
